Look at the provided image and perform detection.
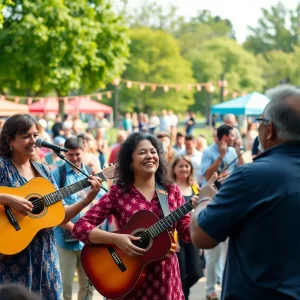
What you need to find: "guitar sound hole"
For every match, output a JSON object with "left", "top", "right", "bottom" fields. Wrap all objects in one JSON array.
[
  {"left": 29, "top": 197, "right": 45, "bottom": 215},
  {"left": 133, "top": 230, "right": 152, "bottom": 250}
]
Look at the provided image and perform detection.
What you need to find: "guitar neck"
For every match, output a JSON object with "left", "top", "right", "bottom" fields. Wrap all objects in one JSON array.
[
  {"left": 148, "top": 200, "right": 194, "bottom": 238},
  {"left": 43, "top": 171, "right": 106, "bottom": 207}
]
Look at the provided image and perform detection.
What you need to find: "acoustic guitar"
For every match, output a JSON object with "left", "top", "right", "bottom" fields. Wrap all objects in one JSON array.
[
  {"left": 81, "top": 198, "right": 195, "bottom": 299},
  {"left": 0, "top": 165, "right": 117, "bottom": 255}
]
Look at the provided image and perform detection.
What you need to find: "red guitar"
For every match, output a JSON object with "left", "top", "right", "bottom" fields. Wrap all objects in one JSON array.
[{"left": 81, "top": 199, "right": 194, "bottom": 299}]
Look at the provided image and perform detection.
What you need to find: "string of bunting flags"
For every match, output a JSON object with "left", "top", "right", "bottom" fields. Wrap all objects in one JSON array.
[
  {"left": 0, "top": 90, "right": 114, "bottom": 105},
  {"left": 113, "top": 78, "right": 246, "bottom": 98},
  {"left": 0, "top": 78, "right": 246, "bottom": 104}
]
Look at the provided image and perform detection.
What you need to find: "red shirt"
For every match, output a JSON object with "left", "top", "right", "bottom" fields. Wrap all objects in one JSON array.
[
  {"left": 108, "top": 144, "right": 121, "bottom": 164},
  {"left": 73, "top": 184, "right": 192, "bottom": 300}
]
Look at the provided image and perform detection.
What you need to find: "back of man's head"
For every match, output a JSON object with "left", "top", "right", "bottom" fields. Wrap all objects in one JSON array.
[
  {"left": 217, "top": 124, "right": 233, "bottom": 141},
  {"left": 264, "top": 85, "right": 300, "bottom": 141}
]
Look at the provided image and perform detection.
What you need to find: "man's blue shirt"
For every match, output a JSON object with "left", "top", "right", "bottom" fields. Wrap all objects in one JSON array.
[
  {"left": 198, "top": 142, "right": 300, "bottom": 299},
  {"left": 51, "top": 163, "right": 105, "bottom": 250}
]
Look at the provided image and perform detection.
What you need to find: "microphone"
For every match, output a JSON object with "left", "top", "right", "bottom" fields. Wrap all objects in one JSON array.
[{"left": 35, "top": 138, "right": 68, "bottom": 152}]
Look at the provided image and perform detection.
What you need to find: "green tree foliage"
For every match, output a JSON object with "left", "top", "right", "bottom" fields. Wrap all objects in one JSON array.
[
  {"left": 119, "top": 0, "right": 184, "bottom": 34},
  {"left": 0, "top": 0, "right": 129, "bottom": 98},
  {"left": 244, "top": 2, "right": 300, "bottom": 54},
  {"left": 118, "top": 27, "right": 195, "bottom": 113},
  {"left": 176, "top": 10, "right": 235, "bottom": 57},
  {"left": 188, "top": 38, "right": 264, "bottom": 113},
  {"left": 0, "top": 0, "right": 14, "bottom": 27}
]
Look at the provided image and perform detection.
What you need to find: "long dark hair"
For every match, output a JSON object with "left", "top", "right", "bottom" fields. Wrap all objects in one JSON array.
[
  {"left": 0, "top": 114, "right": 41, "bottom": 158},
  {"left": 116, "top": 132, "right": 172, "bottom": 192}
]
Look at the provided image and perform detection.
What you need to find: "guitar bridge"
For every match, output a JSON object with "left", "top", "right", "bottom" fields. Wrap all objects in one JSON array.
[
  {"left": 4, "top": 205, "right": 20, "bottom": 231},
  {"left": 108, "top": 246, "right": 126, "bottom": 272}
]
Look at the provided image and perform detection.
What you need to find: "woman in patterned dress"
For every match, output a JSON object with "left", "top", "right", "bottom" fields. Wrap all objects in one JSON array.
[
  {"left": 0, "top": 114, "right": 102, "bottom": 300},
  {"left": 73, "top": 132, "right": 199, "bottom": 299}
]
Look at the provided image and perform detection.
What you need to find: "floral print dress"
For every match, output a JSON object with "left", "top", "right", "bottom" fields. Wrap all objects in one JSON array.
[
  {"left": 73, "top": 183, "right": 192, "bottom": 300},
  {"left": 0, "top": 157, "right": 63, "bottom": 300}
]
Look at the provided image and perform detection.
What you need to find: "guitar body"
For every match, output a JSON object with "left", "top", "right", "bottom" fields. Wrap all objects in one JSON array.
[
  {"left": 0, "top": 177, "right": 65, "bottom": 255},
  {"left": 81, "top": 210, "right": 176, "bottom": 299}
]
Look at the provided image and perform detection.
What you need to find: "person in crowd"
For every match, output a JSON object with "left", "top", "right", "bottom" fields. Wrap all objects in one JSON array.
[
  {"left": 122, "top": 112, "right": 133, "bottom": 133},
  {"left": 60, "top": 121, "right": 74, "bottom": 139},
  {"left": 184, "top": 112, "right": 196, "bottom": 135},
  {"left": 149, "top": 111, "right": 160, "bottom": 135},
  {"left": 0, "top": 284, "right": 40, "bottom": 300},
  {"left": 191, "top": 85, "right": 300, "bottom": 299},
  {"left": 51, "top": 114, "right": 63, "bottom": 138},
  {"left": 108, "top": 130, "right": 128, "bottom": 165},
  {"left": 200, "top": 124, "right": 244, "bottom": 300},
  {"left": 77, "top": 133, "right": 101, "bottom": 174},
  {"left": 169, "top": 110, "right": 179, "bottom": 142},
  {"left": 72, "top": 132, "right": 199, "bottom": 299},
  {"left": 159, "top": 109, "right": 171, "bottom": 133},
  {"left": 156, "top": 131, "right": 175, "bottom": 163},
  {"left": 223, "top": 113, "right": 242, "bottom": 145},
  {"left": 95, "top": 112, "right": 111, "bottom": 135},
  {"left": 51, "top": 137, "right": 105, "bottom": 300},
  {"left": 37, "top": 119, "right": 52, "bottom": 158},
  {"left": 181, "top": 135, "right": 202, "bottom": 186},
  {"left": 202, "top": 125, "right": 244, "bottom": 182},
  {"left": 72, "top": 114, "right": 84, "bottom": 135},
  {"left": 138, "top": 112, "right": 149, "bottom": 133},
  {"left": 0, "top": 114, "right": 102, "bottom": 299},
  {"left": 173, "top": 132, "right": 186, "bottom": 153},
  {"left": 95, "top": 128, "right": 108, "bottom": 169},
  {"left": 170, "top": 155, "right": 203, "bottom": 299},
  {"left": 196, "top": 136, "right": 208, "bottom": 153},
  {"left": 245, "top": 122, "right": 258, "bottom": 151},
  {"left": 132, "top": 112, "right": 139, "bottom": 132},
  {"left": 43, "top": 136, "right": 66, "bottom": 170}
]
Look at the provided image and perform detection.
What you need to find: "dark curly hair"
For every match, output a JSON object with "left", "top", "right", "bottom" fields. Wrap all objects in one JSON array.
[
  {"left": 0, "top": 114, "right": 41, "bottom": 158},
  {"left": 116, "top": 132, "right": 172, "bottom": 192}
]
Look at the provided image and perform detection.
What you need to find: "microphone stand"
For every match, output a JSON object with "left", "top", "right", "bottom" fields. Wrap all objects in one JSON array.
[{"left": 54, "top": 150, "right": 108, "bottom": 193}]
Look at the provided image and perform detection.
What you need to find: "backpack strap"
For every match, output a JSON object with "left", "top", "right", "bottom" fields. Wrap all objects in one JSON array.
[
  {"left": 155, "top": 182, "right": 170, "bottom": 217},
  {"left": 59, "top": 164, "right": 92, "bottom": 189},
  {"left": 31, "top": 161, "right": 49, "bottom": 180},
  {"left": 59, "top": 164, "right": 67, "bottom": 188}
]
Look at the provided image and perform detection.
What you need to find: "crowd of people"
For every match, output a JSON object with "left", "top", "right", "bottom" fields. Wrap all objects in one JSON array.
[{"left": 1, "top": 84, "right": 299, "bottom": 300}]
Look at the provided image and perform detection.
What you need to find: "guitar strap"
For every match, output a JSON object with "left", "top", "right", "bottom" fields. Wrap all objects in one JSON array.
[
  {"left": 31, "top": 161, "right": 49, "bottom": 180},
  {"left": 155, "top": 182, "right": 170, "bottom": 217}
]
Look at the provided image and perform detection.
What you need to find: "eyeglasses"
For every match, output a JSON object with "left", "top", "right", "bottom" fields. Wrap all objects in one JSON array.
[{"left": 256, "top": 118, "right": 270, "bottom": 123}]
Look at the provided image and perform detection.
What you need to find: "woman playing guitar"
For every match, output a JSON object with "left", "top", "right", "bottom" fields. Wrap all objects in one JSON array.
[
  {"left": 0, "top": 114, "right": 102, "bottom": 299},
  {"left": 73, "top": 132, "right": 199, "bottom": 299}
]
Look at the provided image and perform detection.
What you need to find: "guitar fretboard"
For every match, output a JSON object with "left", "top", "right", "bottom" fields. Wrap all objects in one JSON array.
[
  {"left": 42, "top": 172, "right": 106, "bottom": 206},
  {"left": 147, "top": 200, "right": 194, "bottom": 238}
]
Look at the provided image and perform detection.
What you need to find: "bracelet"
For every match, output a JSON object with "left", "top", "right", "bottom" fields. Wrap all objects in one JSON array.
[{"left": 196, "top": 198, "right": 212, "bottom": 206}]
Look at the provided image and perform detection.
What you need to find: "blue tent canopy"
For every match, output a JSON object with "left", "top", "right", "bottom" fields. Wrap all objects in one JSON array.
[{"left": 210, "top": 92, "right": 270, "bottom": 116}]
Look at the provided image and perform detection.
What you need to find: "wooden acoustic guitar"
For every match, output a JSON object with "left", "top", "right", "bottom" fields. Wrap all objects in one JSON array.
[
  {"left": 0, "top": 165, "right": 117, "bottom": 255},
  {"left": 81, "top": 198, "right": 195, "bottom": 299}
]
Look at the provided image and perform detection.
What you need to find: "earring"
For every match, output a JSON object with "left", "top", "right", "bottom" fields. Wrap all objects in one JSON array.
[
  {"left": 130, "top": 167, "right": 132, "bottom": 171},
  {"left": 9, "top": 146, "right": 13, "bottom": 151}
]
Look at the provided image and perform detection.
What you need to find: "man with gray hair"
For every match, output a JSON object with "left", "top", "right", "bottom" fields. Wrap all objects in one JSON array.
[{"left": 190, "top": 85, "right": 300, "bottom": 299}]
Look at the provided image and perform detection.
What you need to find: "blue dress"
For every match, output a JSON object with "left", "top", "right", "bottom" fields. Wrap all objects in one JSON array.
[{"left": 0, "top": 156, "right": 63, "bottom": 300}]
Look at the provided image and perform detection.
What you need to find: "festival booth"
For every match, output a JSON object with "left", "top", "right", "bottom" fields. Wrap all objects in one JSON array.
[
  {"left": 210, "top": 92, "right": 270, "bottom": 126},
  {"left": 210, "top": 92, "right": 270, "bottom": 116},
  {"left": 68, "top": 97, "right": 113, "bottom": 114},
  {"left": 28, "top": 97, "right": 75, "bottom": 114},
  {"left": 0, "top": 98, "right": 29, "bottom": 116}
]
